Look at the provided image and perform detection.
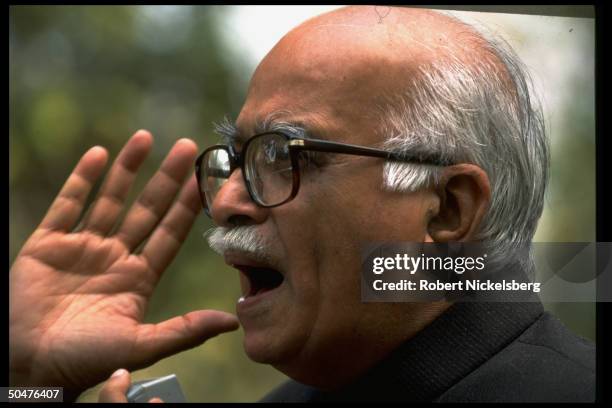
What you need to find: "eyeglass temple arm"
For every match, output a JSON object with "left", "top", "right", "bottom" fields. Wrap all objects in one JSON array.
[{"left": 288, "top": 138, "right": 447, "bottom": 166}]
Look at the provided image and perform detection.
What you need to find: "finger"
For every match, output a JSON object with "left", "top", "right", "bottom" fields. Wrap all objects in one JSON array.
[
  {"left": 134, "top": 310, "right": 239, "bottom": 366},
  {"left": 39, "top": 146, "right": 109, "bottom": 232},
  {"left": 149, "top": 397, "right": 164, "bottom": 403},
  {"left": 81, "top": 130, "right": 153, "bottom": 235},
  {"left": 115, "top": 138, "right": 198, "bottom": 252},
  {"left": 140, "top": 174, "right": 201, "bottom": 277},
  {"left": 98, "top": 368, "right": 131, "bottom": 403}
]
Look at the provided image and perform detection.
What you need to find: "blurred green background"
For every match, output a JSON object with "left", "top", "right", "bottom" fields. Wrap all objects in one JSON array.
[{"left": 9, "top": 6, "right": 595, "bottom": 402}]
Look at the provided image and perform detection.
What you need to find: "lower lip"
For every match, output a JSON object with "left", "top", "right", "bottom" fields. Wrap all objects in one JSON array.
[{"left": 236, "top": 283, "right": 284, "bottom": 313}]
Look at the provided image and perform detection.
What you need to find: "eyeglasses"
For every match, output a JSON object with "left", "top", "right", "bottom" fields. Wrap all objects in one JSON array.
[{"left": 195, "top": 132, "right": 448, "bottom": 217}]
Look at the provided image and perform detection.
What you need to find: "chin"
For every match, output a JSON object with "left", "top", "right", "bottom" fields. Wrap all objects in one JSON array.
[
  {"left": 242, "top": 328, "right": 292, "bottom": 365},
  {"left": 242, "top": 328, "right": 334, "bottom": 389}
]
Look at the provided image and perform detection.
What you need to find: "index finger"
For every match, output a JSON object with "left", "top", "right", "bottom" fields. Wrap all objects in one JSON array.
[{"left": 38, "top": 146, "right": 109, "bottom": 232}]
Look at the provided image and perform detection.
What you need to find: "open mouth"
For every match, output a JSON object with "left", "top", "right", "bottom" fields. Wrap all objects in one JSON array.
[{"left": 235, "top": 265, "right": 284, "bottom": 298}]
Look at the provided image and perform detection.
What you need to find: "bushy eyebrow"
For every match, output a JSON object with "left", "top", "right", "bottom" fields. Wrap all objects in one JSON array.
[
  {"left": 213, "top": 116, "right": 239, "bottom": 145},
  {"left": 213, "top": 112, "right": 311, "bottom": 146},
  {"left": 259, "top": 110, "right": 323, "bottom": 140},
  {"left": 255, "top": 118, "right": 308, "bottom": 139}
]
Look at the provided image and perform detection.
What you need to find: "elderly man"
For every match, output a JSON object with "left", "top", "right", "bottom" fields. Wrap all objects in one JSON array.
[{"left": 9, "top": 6, "right": 595, "bottom": 403}]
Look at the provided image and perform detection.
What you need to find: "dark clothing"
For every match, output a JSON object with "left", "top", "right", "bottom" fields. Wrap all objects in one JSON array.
[{"left": 261, "top": 301, "right": 595, "bottom": 402}]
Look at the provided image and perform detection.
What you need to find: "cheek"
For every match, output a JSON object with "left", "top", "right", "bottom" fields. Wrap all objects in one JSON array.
[
  {"left": 272, "top": 193, "right": 326, "bottom": 302},
  {"left": 275, "top": 175, "right": 363, "bottom": 298},
  {"left": 300, "top": 180, "right": 368, "bottom": 293}
]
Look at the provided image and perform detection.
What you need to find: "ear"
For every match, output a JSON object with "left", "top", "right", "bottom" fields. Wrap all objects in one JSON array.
[{"left": 427, "top": 164, "right": 491, "bottom": 242}]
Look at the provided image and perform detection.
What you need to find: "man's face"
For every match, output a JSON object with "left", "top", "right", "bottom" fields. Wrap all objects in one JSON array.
[{"left": 209, "top": 10, "right": 445, "bottom": 385}]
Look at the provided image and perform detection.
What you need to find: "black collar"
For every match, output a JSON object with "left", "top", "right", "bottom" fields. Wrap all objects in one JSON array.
[{"left": 311, "top": 300, "right": 544, "bottom": 402}]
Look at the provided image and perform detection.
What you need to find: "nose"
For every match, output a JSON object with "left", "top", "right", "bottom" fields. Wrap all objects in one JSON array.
[{"left": 210, "top": 169, "right": 269, "bottom": 227}]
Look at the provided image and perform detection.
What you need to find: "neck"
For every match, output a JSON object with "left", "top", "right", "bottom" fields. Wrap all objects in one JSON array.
[{"left": 274, "top": 300, "right": 453, "bottom": 389}]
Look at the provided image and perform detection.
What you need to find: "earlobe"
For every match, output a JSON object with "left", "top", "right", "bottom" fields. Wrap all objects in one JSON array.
[{"left": 428, "top": 164, "right": 491, "bottom": 242}]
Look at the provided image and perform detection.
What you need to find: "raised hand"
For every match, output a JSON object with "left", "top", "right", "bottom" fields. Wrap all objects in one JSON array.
[{"left": 9, "top": 130, "right": 238, "bottom": 401}]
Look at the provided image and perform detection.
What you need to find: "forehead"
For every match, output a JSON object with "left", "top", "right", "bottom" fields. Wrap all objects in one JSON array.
[
  {"left": 234, "top": 7, "right": 491, "bottom": 146},
  {"left": 236, "top": 34, "right": 419, "bottom": 146},
  {"left": 237, "top": 66, "right": 395, "bottom": 148}
]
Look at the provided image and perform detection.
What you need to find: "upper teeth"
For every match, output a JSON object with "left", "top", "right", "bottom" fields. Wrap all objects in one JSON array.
[{"left": 238, "top": 296, "right": 245, "bottom": 304}]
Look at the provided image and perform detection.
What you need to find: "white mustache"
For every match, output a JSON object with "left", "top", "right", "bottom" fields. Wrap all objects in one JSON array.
[{"left": 205, "top": 226, "right": 275, "bottom": 265}]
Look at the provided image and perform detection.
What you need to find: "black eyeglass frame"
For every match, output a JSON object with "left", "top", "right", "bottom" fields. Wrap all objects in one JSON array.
[{"left": 195, "top": 131, "right": 450, "bottom": 217}]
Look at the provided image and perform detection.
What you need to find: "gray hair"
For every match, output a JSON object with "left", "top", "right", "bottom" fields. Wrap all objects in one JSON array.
[
  {"left": 212, "top": 19, "right": 548, "bottom": 276},
  {"left": 206, "top": 225, "right": 275, "bottom": 265},
  {"left": 379, "top": 20, "right": 549, "bottom": 276}
]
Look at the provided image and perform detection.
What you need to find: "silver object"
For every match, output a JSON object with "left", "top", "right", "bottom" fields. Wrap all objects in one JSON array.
[{"left": 126, "top": 374, "right": 186, "bottom": 403}]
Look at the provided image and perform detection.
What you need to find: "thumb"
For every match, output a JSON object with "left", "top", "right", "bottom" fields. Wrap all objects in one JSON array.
[
  {"left": 98, "top": 368, "right": 131, "bottom": 402},
  {"left": 134, "top": 310, "right": 239, "bottom": 365}
]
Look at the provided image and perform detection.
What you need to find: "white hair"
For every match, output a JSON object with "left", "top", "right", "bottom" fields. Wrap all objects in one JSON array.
[
  {"left": 379, "top": 21, "right": 549, "bottom": 276},
  {"left": 206, "top": 225, "right": 274, "bottom": 265}
]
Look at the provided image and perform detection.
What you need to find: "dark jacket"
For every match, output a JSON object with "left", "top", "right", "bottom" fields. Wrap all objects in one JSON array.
[{"left": 261, "top": 301, "right": 595, "bottom": 402}]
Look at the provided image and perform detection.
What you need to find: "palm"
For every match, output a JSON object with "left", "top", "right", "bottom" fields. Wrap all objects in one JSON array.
[{"left": 9, "top": 131, "right": 238, "bottom": 397}]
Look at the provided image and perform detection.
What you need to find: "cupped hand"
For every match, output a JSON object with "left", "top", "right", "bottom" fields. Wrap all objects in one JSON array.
[{"left": 9, "top": 130, "right": 238, "bottom": 400}]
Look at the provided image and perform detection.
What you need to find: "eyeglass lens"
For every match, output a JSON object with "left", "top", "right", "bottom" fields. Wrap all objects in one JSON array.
[{"left": 200, "top": 133, "right": 294, "bottom": 210}]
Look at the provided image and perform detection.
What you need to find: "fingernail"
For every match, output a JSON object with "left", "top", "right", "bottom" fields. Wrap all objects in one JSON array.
[
  {"left": 176, "top": 138, "right": 197, "bottom": 148},
  {"left": 88, "top": 146, "right": 106, "bottom": 155},
  {"left": 111, "top": 368, "right": 128, "bottom": 378}
]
